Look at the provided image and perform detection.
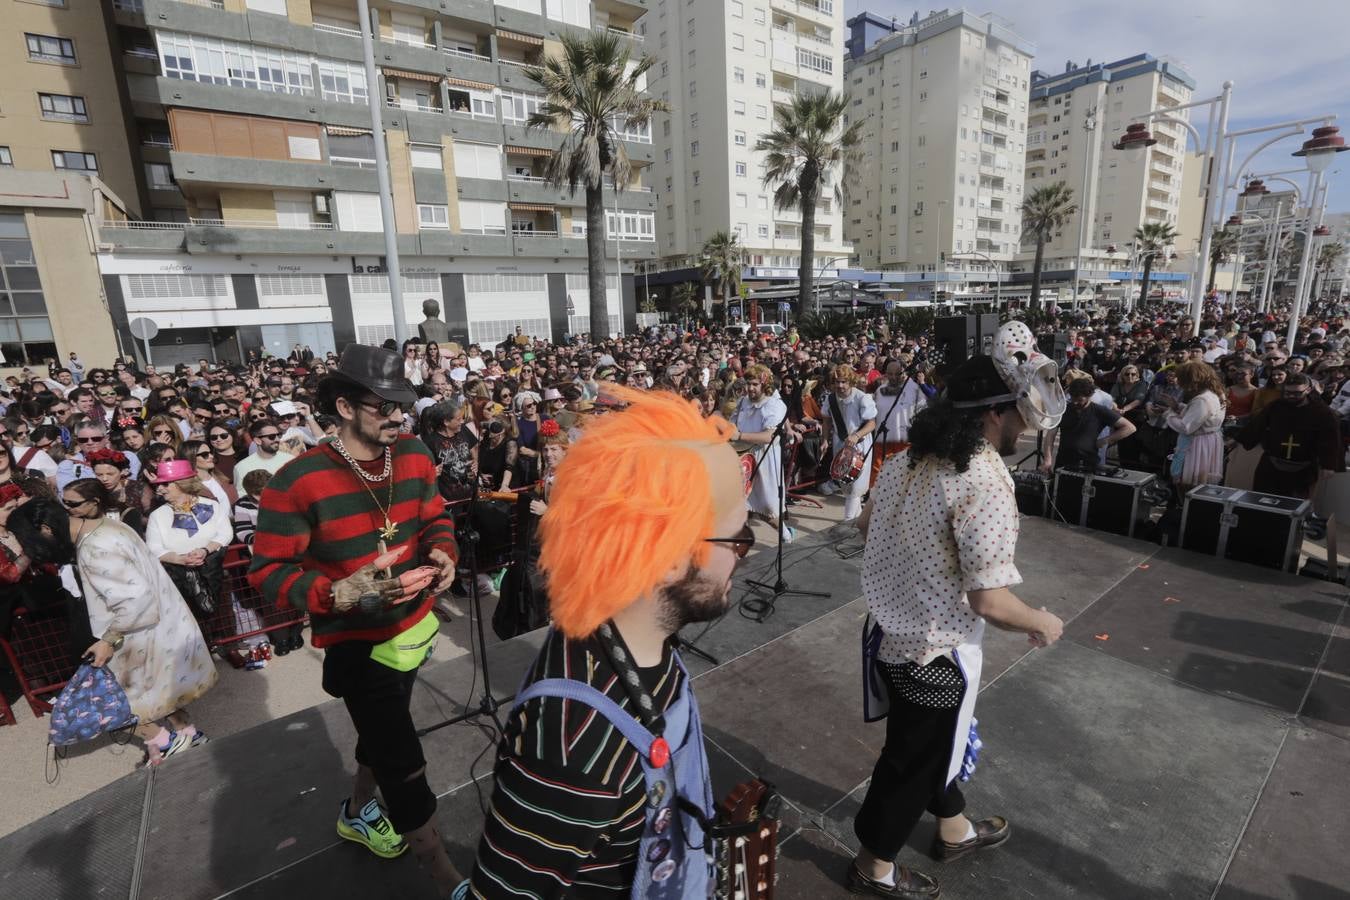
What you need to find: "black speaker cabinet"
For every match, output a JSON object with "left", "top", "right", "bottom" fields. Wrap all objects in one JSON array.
[
  {"left": 1180, "top": 485, "right": 1309, "bottom": 572},
  {"left": 934, "top": 316, "right": 977, "bottom": 365},
  {"left": 1052, "top": 467, "right": 1156, "bottom": 538}
]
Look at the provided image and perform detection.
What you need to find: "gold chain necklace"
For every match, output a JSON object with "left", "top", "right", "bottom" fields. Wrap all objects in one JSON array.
[{"left": 334, "top": 439, "right": 399, "bottom": 543}]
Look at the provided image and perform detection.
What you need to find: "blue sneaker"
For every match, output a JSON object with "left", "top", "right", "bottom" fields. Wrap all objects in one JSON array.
[{"left": 337, "top": 798, "right": 408, "bottom": 859}]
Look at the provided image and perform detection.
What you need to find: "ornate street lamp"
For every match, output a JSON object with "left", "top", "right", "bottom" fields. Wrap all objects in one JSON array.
[
  {"left": 1112, "top": 123, "right": 1158, "bottom": 161},
  {"left": 1292, "top": 125, "right": 1347, "bottom": 174}
]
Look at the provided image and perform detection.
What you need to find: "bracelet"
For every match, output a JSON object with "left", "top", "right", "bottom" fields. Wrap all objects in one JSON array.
[{"left": 102, "top": 631, "right": 125, "bottom": 651}]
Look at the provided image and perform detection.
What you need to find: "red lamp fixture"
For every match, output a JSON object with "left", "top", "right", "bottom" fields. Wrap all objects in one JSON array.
[
  {"left": 1313, "top": 225, "right": 1332, "bottom": 237},
  {"left": 1113, "top": 123, "right": 1158, "bottom": 158},
  {"left": 1292, "top": 125, "right": 1347, "bottom": 174},
  {"left": 1239, "top": 178, "right": 1269, "bottom": 198}
]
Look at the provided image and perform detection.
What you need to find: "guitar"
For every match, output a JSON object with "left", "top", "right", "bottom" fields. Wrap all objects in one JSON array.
[{"left": 714, "top": 779, "right": 780, "bottom": 900}]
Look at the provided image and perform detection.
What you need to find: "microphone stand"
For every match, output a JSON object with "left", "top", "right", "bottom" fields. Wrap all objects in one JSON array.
[
  {"left": 743, "top": 416, "right": 830, "bottom": 620},
  {"left": 417, "top": 481, "right": 507, "bottom": 738}
]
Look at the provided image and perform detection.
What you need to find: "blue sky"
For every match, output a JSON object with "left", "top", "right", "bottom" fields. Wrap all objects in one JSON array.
[{"left": 844, "top": 1, "right": 1350, "bottom": 212}]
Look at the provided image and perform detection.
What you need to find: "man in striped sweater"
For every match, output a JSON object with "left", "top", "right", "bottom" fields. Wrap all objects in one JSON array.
[
  {"left": 249, "top": 344, "right": 461, "bottom": 895},
  {"left": 466, "top": 387, "right": 751, "bottom": 898}
]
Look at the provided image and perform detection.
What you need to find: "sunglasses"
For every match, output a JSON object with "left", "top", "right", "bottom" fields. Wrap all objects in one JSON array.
[
  {"left": 249, "top": 412, "right": 269, "bottom": 420},
  {"left": 357, "top": 398, "right": 404, "bottom": 417},
  {"left": 209, "top": 432, "right": 231, "bottom": 440},
  {"left": 152, "top": 429, "right": 174, "bottom": 437},
  {"left": 77, "top": 435, "right": 103, "bottom": 443},
  {"left": 61, "top": 497, "right": 90, "bottom": 509},
  {"left": 255, "top": 431, "right": 280, "bottom": 440},
  {"left": 704, "top": 523, "right": 756, "bottom": 559},
  {"left": 195, "top": 451, "right": 213, "bottom": 459}
]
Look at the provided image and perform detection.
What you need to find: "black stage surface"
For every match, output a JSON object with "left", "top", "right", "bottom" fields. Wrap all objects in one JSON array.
[{"left": 2, "top": 517, "right": 1348, "bottom": 900}]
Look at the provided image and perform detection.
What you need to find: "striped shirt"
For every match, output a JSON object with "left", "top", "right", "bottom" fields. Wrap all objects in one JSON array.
[
  {"left": 470, "top": 628, "right": 685, "bottom": 899},
  {"left": 247, "top": 435, "right": 457, "bottom": 648}
]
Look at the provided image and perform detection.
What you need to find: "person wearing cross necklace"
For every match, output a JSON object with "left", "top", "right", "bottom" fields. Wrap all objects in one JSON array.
[{"left": 249, "top": 344, "right": 462, "bottom": 896}]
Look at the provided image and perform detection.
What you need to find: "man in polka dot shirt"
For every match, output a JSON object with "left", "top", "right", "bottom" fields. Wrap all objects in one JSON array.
[{"left": 847, "top": 353, "right": 1065, "bottom": 899}]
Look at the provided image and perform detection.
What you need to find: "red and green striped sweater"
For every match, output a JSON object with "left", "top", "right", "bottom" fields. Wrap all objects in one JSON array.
[{"left": 248, "top": 435, "right": 457, "bottom": 648}]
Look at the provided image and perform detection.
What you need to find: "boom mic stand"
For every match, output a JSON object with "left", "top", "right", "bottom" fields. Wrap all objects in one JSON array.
[
  {"left": 417, "top": 486, "right": 507, "bottom": 738},
  {"left": 743, "top": 417, "right": 830, "bottom": 620}
]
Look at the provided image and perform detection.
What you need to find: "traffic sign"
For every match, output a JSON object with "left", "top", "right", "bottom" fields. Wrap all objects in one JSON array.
[{"left": 129, "top": 317, "right": 159, "bottom": 340}]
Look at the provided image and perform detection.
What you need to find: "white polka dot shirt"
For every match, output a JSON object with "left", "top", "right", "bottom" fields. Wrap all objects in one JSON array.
[{"left": 862, "top": 441, "right": 1022, "bottom": 666}]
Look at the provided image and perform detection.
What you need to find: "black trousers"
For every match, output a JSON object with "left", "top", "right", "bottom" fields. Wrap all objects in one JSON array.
[
  {"left": 322, "top": 641, "right": 435, "bottom": 833},
  {"left": 854, "top": 671, "right": 967, "bottom": 861}
]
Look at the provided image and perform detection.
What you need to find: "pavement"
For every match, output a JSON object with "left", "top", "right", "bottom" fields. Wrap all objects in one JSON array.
[{"left": 1, "top": 446, "right": 1348, "bottom": 899}]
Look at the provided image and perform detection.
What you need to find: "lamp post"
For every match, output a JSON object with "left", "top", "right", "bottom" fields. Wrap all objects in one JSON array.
[
  {"left": 812, "top": 255, "right": 850, "bottom": 315},
  {"left": 949, "top": 250, "right": 1003, "bottom": 309},
  {"left": 356, "top": 0, "right": 409, "bottom": 344},
  {"left": 1072, "top": 107, "right": 1098, "bottom": 311},
  {"left": 1113, "top": 83, "right": 1341, "bottom": 336}
]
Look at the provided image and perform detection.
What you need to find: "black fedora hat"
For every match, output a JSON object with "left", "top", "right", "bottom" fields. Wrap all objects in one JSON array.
[{"left": 318, "top": 344, "right": 417, "bottom": 411}]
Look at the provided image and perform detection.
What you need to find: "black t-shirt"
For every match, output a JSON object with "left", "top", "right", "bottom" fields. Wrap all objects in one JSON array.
[{"left": 1057, "top": 401, "right": 1121, "bottom": 470}]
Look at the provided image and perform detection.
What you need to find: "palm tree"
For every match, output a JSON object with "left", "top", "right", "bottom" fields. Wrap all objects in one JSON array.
[
  {"left": 756, "top": 91, "right": 862, "bottom": 312},
  {"left": 1019, "top": 182, "right": 1077, "bottom": 310},
  {"left": 701, "top": 231, "right": 744, "bottom": 324},
  {"left": 671, "top": 282, "right": 700, "bottom": 327},
  {"left": 526, "top": 32, "right": 668, "bottom": 342},
  {"left": 1313, "top": 241, "right": 1346, "bottom": 300},
  {"left": 1207, "top": 227, "right": 1241, "bottom": 294},
  {"left": 1134, "top": 221, "right": 1179, "bottom": 307}
]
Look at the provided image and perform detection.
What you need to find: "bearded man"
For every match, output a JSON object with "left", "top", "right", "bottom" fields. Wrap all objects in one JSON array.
[{"left": 466, "top": 387, "right": 751, "bottom": 897}]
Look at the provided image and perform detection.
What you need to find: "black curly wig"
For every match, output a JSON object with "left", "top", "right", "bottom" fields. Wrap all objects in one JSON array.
[
  {"left": 909, "top": 354, "right": 1016, "bottom": 473},
  {"left": 7, "top": 498, "right": 74, "bottom": 567}
]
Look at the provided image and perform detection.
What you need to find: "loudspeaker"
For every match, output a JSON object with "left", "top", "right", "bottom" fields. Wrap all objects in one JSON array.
[
  {"left": 935, "top": 315, "right": 1001, "bottom": 365},
  {"left": 1037, "top": 331, "right": 1069, "bottom": 360}
]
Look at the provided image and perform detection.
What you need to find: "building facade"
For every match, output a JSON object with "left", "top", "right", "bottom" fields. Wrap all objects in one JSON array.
[
  {"left": 86, "top": 0, "right": 655, "bottom": 367},
  {"left": 843, "top": 9, "right": 1033, "bottom": 300},
  {"left": 644, "top": 0, "right": 852, "bottom": 287},
  {"left": 1023, "top": 55, "right": 1198, "bottom": 295}
]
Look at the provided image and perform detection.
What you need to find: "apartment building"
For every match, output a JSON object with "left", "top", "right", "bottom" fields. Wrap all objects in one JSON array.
[
  {"left": 644, "top": 0, "right": 851, "bottom": 289},
  {"left": 843, "top": 9, "right": 1033, "bottom": 298},
  {"left": 1023, "top": 54, "right": 1198, "bottom": 293},
  {"left": 93, "top": 0, "right": 655, "bottom": 365}
]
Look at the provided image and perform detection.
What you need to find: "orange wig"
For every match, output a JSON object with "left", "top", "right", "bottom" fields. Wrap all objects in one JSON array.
[{"left": 538, "top": 386, "right": 736, "bottom": 638}]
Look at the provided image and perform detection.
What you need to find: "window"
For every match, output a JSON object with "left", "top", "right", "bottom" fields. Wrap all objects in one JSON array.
[
  {"left": 499, "top": 90, "right": 543, "bottom": 124},
  {"left": 732, "top": 33, "right": 745, "bottom": 51},
  {"left": 689, "top": 81, "right": 696, "bottom": 97},
  {"left": 757, "top": 224, "right": 769, "bottom": 237},
  {"left": 409, "top": 145, "right": 442, "bottom": 169},
  {"left": 452, "top": 142, "right": 502, "bottom": 179},
  {"left": 328, "top": 132, "right": 376, "bottom": 166},
  {"left": 158, "top": 32, "right": 317, "bottom": 98},
  {"left": 754, "top": 40, "right": 767, "bottom": 58},
  {"left": 798, "top": 47, "right": 832, "bottom": 74},
  {"left": 417, "top": 204, "right": 449, "bottom": 229},
  {"left": 0, "top": 148, "right": 12, "bottom": 167},
  {"left": 692, "top": 170, "right": 700, "bottom": 186},
  {"left": 690, "top": 140, "right": 699, "bottom": 157},
  {"left": 690, "top": 112, "right": 699, "bottom": 127},
  {"left": 735, "top": 193, "right": 748, "bottom": 208},
  {"left": 25, "top": 34, "right": 75, "bottom": 64},
  {"left": 334, "top": 191, "right": 384, "bottom": 231},
  {"left": 734, "top": 131, "right": 746, "bottom": 146},
  {"left": 731, "top": 0, "right": 743, "bottom": 16},
  {"left": 457, "top": 200, "right": 507, "bottom": 235},
  {"left": 755, "top": 73, "right": 766, "bottom": 88},
  {"left": 246, "top": 0, "right": 288, "bottom": 14},
  {"left": 687, "top": 18, "right": 695, "bottom": 36},
  {"left": 145, "top": 162, "right": 174, "bottom": 189},
  {"left": 0, "top": 213, "right": 56, "bottom": 366},
  {"left": 755, "top": 105, "right": 767, "bottom": 119},
  {"left": 687, "top": 50, "right": 696, "bottom": 66},
  {"left": 754, "top": 7, "right": 765, "bottom": 23},
  {"left": 733, "top": 67, "right": 745, "bottom": 84},
  {"left": 735, "top": 162, "right": 747, "bottom": 177},
  {"left": 39, "top": 93, "right": 88, "bottom": 123},
  {"left": 733, "top": 100, "right": 745, "bottom": 116},
  {"left": 757, "top": 195, "right": 768, "bottom": 209},
  {"left": 51, "top": 150, "right": 97, "bottom": 173}
]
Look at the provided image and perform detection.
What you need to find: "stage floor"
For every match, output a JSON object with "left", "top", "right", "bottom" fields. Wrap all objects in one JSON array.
[{"left": 1, "top": 517, "right": 1346, "bottom": 900}]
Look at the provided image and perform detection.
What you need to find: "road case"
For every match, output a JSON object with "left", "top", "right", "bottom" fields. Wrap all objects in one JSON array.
[
  {"left": 1180, "top": 485, "right": 1310, "bottom": 572},
  {"left": 1052, "top": 467, "right": 1157, "bottom": 538}
]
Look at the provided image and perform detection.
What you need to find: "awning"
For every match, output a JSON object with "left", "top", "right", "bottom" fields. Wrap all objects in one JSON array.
[
  {"left": 382, "top": 67, "right": 441, "bottom": 83},
  {"left": 445, "top": 76, "right": 494, "bottom": 91},
  {"left": 326, "top": 125, "right": 372, "bottom": 136},
  {"left": 506, "top": 146, "right": 553, "bottom": 157},
  {"left": 509, "top": 202, "right": 556, "bottom": 212},
  {"left": 496, "top": 28, "right": 543, "bottom": 46}
]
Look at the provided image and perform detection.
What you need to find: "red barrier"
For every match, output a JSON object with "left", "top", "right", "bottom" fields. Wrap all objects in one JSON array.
[
  {"left": 194, "top": 552, "right": 306, "bottom": 649},
  {"left": 0, "top": 607, "right": 79, "bottom": 718}
]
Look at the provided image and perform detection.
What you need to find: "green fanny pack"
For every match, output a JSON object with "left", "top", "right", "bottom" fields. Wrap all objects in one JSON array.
[{"left": 370, "top": 609, "right": 439, "bottom": 672}]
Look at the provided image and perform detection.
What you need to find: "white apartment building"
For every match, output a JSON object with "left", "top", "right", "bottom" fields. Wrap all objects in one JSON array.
[
  {"left": 843, "top": 10, "right": 1033, "bottom": 286},
  {"left": 644, "top": 0, "right": 852, "bottom": 282},
  {"left": 1024, "top": 55, "right": 1198, "bottom": 282}
]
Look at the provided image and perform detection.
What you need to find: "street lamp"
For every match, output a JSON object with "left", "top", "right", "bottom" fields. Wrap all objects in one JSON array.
[
  {"left": 1292, "top": 125, "right": 1348, "bottom": 174},
  {"left": 1072, "top": 107, "right": 1098, "bottom": 310},
  {"left": 949, "top": 250, "right": 1004, "bottom": 309},
  {"left": 1112, "top": 123, "right": 1158, "bottom": 161}
]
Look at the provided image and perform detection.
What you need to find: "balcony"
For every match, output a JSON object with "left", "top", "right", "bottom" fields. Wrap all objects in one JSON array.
[
  {"left": 313, "top": 21, "right": 360, "bottom": 38},
  {"left": 386, "top": 97, "right": 443, "bottom": 115},
  {"left": 165, "top": 0, "right": 224, "bottom": 7},
  {"left": 443, "top": 46, "right": 491, "bottom": 63},
  {"left": 599, "top": 25, "right": 643, "bottom": 43},
  {"left": 772, "top": 88, "right": 794, "bottom": 105},
  {"left": 1149, "top": 178, "right": 1174, "bottom": 193}
]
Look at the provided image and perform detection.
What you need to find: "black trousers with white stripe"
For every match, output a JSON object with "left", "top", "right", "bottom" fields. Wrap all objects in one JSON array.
[{"left": 853, "top": 669, "right": 967, "bottom": 861}]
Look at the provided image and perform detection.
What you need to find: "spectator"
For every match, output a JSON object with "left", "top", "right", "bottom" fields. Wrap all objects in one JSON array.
[
  {"left": 146, "top": 414, "right": 183, "bottom": 453},
  {"left": 18, "top": 487, "right": 216, "bottom": 766},
  {"left": 1235, "top": 372, "right": 1342, "bottom": 500},
  {"left": 178, "top": 439, "right": 235, "bottom": 508},
  {"left": 204, "top": 419, "right": 243, "bottom": 482},
  {"left": 232, "top": 468, "right": 272, "bottom": 551},
  {"left": 232, "top": 418, "right": 294, "bottom": 488},
  {"left": 144, "top": 459, "right": 234, "bottom": 619},
  {"left": 1110, "top": 365, "right": 1149, "bottom": 466},
  {"left": 1040, "top": 378, "right": 1135, "bottom": 473}
]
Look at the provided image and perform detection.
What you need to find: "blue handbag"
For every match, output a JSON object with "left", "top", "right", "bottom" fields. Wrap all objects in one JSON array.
[{"left": 48, "top": 662, "right": 138, "bottom": 747}]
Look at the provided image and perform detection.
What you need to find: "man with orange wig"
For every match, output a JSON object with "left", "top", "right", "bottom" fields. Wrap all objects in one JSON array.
[{"left": 465, "top": 387, "right": 752, "bottom": 898}]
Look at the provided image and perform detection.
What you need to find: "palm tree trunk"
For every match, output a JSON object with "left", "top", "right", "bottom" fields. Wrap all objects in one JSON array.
[
  {"left": 1029, "top": 235, "right": 1046, "bottom": 311},
  {"left": 798, "top": 170, "right": 818, "bottom": 315},
  {"left": 1139, "top": 256, "right": 1155, "bottom": 307},
  {"left": 585, "top": 185, "right": 608, "bottom": 343},
  {"left": 1207, "top": 256, "right": 1220, "bottom": 294}
]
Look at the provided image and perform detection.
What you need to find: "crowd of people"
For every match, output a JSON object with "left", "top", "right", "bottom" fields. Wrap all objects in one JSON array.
[{"left": 1, "top": 287, "right": 1346, "bottom": 897}]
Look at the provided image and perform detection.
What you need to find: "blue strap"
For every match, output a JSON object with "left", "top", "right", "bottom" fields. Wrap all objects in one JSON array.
[{"left": 513, "top": 678, "right": 656, "bottom": 758}]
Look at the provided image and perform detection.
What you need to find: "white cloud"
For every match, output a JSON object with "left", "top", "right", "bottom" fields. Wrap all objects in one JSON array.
[{"left": 844, "top": 0, "right": 1350, "bottom": 208}]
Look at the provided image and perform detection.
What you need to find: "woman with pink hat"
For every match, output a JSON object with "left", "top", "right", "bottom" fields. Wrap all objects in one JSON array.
[{"left": 144, "top": 459, "right": 235, "bottom": 620}]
